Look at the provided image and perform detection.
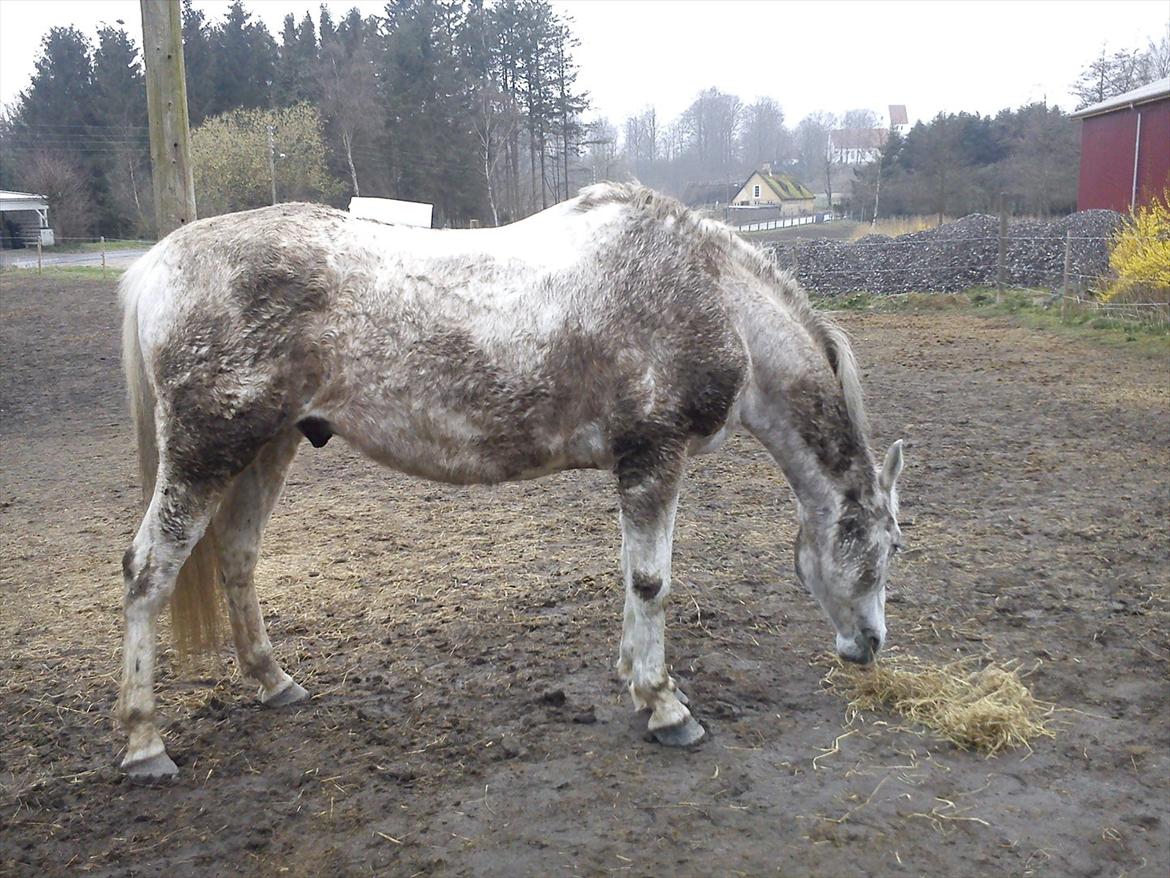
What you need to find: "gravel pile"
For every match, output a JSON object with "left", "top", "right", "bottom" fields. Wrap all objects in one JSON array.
[{"left": 765, "top": 210, "right": 1124, "bottom": 296}]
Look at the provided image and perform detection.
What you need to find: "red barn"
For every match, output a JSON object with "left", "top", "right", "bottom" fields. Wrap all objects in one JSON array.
[{"left": 1071, "top": 77, "right": 1170, "bottom": 212}]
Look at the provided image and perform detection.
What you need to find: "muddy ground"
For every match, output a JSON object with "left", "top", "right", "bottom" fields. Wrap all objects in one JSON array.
[{"left": 1, "top": 274, "right": 1167, "bottom": 878}]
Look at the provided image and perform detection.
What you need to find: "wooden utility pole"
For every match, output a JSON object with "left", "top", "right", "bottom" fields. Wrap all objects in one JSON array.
[
  {"left": 141, "top": 0, "right": 196, "bottom": 237},
  {"left": 267, "top": 125, "right": 277, "bottom": 205}
]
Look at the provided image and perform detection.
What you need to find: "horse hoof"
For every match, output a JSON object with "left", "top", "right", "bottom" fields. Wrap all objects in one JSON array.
[
  {"left": 262, "top": 680, "right": 309, "bottom": 708},
  {"left": 651, "top": 716, "right": 706, "bottom": 748},
  {"left": 125, "top": 751, "right": 179, "bottom": 782}
]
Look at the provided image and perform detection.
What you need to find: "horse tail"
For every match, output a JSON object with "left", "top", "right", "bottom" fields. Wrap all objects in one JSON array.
[{"left": 121, "top": 250, "right": 226, "bottom": 659}]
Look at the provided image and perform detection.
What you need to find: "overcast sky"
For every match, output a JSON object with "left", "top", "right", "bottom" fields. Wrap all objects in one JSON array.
[{"left": 1, "top": 0, "right": 1166, "bottom": 128}]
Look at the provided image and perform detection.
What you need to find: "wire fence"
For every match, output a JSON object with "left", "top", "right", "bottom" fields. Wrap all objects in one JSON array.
[
  {"left": 0, "top": 236, "right": 155, "bottom": 272},
  {"left": 765, "top": 225, "right": 1169, "bottom": 328},
  {"left": 4, "top": 222, "right": 1165, "bottom": 329}
]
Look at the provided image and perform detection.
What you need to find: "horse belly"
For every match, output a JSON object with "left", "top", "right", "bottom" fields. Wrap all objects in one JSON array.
[{"left": 326, "top": 402, "right": 610, "bottom": 485}]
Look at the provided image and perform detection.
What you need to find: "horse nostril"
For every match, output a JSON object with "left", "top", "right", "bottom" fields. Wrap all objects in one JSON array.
[{"left": 860, "top": 629, "right": 881, "bottom": 655}]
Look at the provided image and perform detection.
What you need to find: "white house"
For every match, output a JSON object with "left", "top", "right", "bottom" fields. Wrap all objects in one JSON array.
[
  {"left": 0, "top": 190, "right": 54, "bottom": 246},
  {"left": 827, "top": 128, "right": 888, "bottom": 165}
]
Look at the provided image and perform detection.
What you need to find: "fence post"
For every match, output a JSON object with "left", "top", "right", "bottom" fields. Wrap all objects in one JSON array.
[
  {"left": 101, "top": 236, "right": 106, "bottom": 272},
  {"left": 996, "top": 192, "right": 1007, "bottom": 303},
  {"left": 36, "top": 240, "right": 42, "bottom": 275},
  {"left": 1061, "top": 231, "right": 1071, "bottom": 322}
]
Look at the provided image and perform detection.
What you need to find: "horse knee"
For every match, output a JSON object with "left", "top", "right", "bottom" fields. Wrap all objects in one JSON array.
[
  {"left": 121, "top": 545, "right": 158, "bottom": 604},
  {"left": 121, "top": 535, "right": 183, "bottom": 610},
  {"left": 631, "top": 570, "right": 668, "bottom": 603}
]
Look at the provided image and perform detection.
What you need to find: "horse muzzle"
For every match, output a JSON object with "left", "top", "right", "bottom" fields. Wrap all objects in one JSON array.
[{"left": 837, "top": 628, "right": 883, "bottom": 665}]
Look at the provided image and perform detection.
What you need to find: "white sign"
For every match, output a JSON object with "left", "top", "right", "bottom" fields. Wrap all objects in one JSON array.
[{"left": 348, "top": 196, "right": 433, "bottom": 228}]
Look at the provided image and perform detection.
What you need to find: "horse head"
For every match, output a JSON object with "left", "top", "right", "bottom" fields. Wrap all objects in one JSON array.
[{"left": 794, "top": 440, "right": 904, "bottom": 665}]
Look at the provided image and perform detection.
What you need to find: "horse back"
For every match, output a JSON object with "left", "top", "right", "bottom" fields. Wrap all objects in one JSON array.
[{"left": 131, "top": 198, "right": 749, "bottom": 487}]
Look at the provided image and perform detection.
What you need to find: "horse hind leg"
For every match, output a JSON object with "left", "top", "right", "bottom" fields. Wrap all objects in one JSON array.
[
  {"left": 614, "top": 452, "right": 704, "bottom": 747},
  {"left": 213, "top": 429, "right": 308, "bottom": 706},
  {"left": 118, "top": 479, "right": 220, "bottom": 779}
]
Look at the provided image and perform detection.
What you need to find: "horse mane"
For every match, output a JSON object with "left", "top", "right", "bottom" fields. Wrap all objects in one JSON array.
[{"left": 575, "top": 182, "right": 869, "bottom": 451}]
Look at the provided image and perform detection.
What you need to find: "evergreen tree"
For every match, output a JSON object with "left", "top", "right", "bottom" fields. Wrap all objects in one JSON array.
[
  {"left": 182, "top": 0, "right": 217, "bottom": 125},
  {"left": 13, "top": 27, "right": 94, "bottom": 133},
  {"left": 91, "top": 25, "right": 150, "bottom": 235},
  {"left": 275, "top": 13, "right": 321, "bottom": 107},
  {"left": 211, "top": 1, "right": 277, "bottom": 113}
]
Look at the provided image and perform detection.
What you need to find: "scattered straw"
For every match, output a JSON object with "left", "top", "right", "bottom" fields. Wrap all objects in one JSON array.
[{"left": 821, "top": 653, "right": 1055, "bottom": 755}]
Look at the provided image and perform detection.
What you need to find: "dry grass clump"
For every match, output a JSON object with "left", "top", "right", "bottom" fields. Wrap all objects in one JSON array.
[
  {"left": 822, "top": 653, "right": 1054, "bottom": 755},
  {"left": 850, "top": 215, "right": 941, "bottom": 239}
]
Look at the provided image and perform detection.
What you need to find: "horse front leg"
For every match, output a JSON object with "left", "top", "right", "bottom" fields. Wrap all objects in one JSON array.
[{"left": 615, "top": 462, "right": 705, "bottom": 747}]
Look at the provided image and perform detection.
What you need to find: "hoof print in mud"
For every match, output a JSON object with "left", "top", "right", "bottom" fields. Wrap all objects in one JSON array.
[{"left": 650, "top": 716, "right": 706, "bottom": 748}]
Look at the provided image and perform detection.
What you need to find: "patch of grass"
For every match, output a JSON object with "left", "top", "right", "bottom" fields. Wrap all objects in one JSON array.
[
  {"left": 816, "top": 287, "right": 1170, "bottom": 358},
  {"left": 47, "top": 238, "right": 153, "bottom": 253},
  {"left": 743, "top": 220, "right": 861, "bottom": 243},
  {"left": 0, "top": 265, "right": 122, "bottom": 282},
  {"left": 850, "top": 215, "right": 942, "bottom": 240}
]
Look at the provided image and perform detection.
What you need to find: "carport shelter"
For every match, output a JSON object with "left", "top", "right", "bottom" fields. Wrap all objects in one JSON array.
[{"left": 0, "top": 190, "right": 53, "bottom": 247}]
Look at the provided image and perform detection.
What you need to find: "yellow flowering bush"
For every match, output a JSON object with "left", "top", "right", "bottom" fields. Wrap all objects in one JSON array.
[{"left": 1105, "top": 188, "right": 1170, "bottom": 303}]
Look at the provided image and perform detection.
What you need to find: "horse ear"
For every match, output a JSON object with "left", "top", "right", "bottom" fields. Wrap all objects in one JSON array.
[{"left": 880, "top": 440, "right": 904, "bottom": 492}]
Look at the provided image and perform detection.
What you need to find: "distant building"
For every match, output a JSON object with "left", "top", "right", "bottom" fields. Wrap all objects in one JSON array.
[
  {"left": 1070, "top": 77, "right": 1170, "bottom": 212},
  {"left": 888, "top": 104, "right": 910, "bottom": 137},
  {"left": 0, "top": 190, "right": 53, "bottom": 247},
  {"left": 827, "top": 128, "right": 888, "bottom": 165},
  {"left": 730, "top": 165, "right": 816, "bottom": 216}
]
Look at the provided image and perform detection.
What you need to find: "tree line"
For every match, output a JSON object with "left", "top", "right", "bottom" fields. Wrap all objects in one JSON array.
[
  {"left": 0, "top": 0, "right": 589, "bottom": 238},
  {"left": 0, "top": 9, "right": 1165, "bottom": 241},
  {"left": 594, "top": 34, "right": 1167, "bottom": 220}
]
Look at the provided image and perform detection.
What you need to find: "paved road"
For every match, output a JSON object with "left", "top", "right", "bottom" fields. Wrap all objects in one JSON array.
[{"left": 0, "top": 247, "right": 150, "bottom": 269}]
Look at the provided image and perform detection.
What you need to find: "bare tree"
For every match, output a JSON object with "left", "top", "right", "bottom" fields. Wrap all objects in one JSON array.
[
  {"left": 474, "top": 82, "right": 520, "bottom": 226},
  {"left": 740, "top": 97, "right": 786, "bottom": 169},
  {"left": 1071, "top": 42, "right": 1163, "bottom": 108},
  {"left": 581, "top": 117, "right": 621, "bottom": 183},
  {"left": 319, "top": 31, "right": 378, "bottom": 196},
  {"left": 841, "top": 108, "right": 879, "bottom": 131},
  {"left": 623, "top": 106, "right": 658, "bottom": 179},
  {"left": 21, "top": 154, "right": 96, "bottom": 239},
  {"left": 1142, "top": 32, "right": 1170, "bottom": 79},
  {"left": 795, "top": 112, "right": 836, "bottom": 209}
]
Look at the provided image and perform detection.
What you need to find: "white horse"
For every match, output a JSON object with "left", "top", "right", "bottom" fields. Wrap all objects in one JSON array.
[{"left": 117, "top": 183, "right": 904, "bottom": 779}]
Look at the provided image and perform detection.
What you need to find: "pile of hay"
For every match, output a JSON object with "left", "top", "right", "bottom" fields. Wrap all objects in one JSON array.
[{"left": 822, "top": 653, "right": 1055, "bottom": 755}]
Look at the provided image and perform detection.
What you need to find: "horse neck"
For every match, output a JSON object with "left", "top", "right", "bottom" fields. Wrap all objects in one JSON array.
[
  {"left": 770, "top": 411, "right": 876, "bottom": 522},
  {"left": 738, "top": 320, "right": 874, "bottom": 517}
]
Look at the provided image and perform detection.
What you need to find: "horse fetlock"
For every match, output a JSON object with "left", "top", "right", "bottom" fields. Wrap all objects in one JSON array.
[
  {"left": 628, "top": 681, "right": 650, "bottom": 711},
  {"left": 238, "top": 648, "right": 282, "bottom": 686},
  {"left": 629, "top": 675, "right": 690, "bottom": 728}
]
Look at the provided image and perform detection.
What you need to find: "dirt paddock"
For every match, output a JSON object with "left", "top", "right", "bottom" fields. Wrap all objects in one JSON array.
[{"left": 1, "top": 274, "right": 1167, "bottom": 877}]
